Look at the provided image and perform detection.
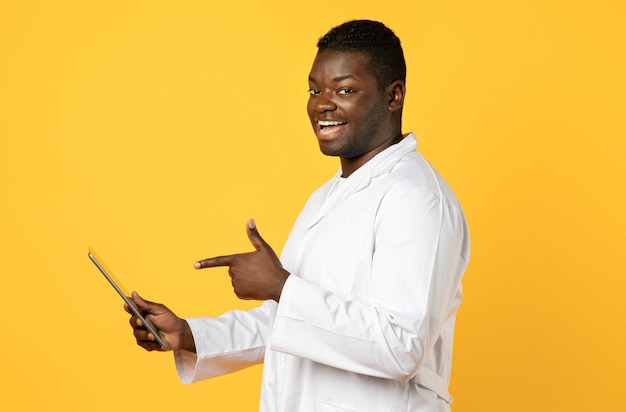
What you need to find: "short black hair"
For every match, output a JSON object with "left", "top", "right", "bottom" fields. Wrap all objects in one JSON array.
[{"left": 317, "top": 20, "right": 406, "bottom": 89}]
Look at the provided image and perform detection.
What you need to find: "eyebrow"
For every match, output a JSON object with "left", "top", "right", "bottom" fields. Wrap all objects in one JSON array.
[{"left": 309, "top": 74, "right": 357, "bottom": 83}]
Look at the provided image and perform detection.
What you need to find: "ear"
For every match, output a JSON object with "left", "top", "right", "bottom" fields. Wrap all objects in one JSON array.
[{"left": 387, "top": 80, "right": 406, "bottom": 112}]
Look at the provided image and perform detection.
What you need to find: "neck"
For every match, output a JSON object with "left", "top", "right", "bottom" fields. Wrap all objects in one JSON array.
[{"left": 340, "top": 132, "right": 404, "bottom": 178}]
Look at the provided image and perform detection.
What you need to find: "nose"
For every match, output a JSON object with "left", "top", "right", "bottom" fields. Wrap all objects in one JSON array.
[{"left": 310, "top": 92, "right": 337, "bottom": 113}]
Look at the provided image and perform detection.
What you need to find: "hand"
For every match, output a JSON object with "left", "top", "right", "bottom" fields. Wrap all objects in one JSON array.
[
  {"left": 195, "top": 219, "right": 290, "bottom": 302},
  {"left": 125, "top": 292, "right": 196, "bottom": 353}
]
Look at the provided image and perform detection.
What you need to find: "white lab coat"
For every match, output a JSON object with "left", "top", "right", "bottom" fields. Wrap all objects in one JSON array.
[{"left": 175, "top": 134, "right": 470, "bottom": 411}]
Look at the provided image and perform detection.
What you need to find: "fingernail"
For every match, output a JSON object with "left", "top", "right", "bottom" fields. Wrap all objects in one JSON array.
[
  {"left": 248, "top": 218, "right": 256, "bottom": 229},
  {"left": 194, "top": 262, "right": 201, "bottom": 269}
]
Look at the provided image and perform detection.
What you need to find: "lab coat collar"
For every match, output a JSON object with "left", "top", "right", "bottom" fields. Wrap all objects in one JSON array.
[
  {"left": 307, "top": 133, "right": 418, "bottom": 229},
  {"left": 338, "top": 133, "right": 418, "bottom": 192}
]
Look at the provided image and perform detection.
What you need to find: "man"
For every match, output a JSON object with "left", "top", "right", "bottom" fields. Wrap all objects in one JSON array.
[{"left": 128, "top": 19, "right": 470, "bottom": 411}]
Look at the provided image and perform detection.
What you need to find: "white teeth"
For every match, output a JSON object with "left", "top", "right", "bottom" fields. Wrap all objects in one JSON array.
[{"left": 318, "top": 120, "right": 344, "bottom": 126}]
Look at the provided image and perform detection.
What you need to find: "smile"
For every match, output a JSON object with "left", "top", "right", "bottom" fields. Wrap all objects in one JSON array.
[
  {"left": 316, "top": 120, "right": 347, "bottom": 140},
  {"left": 318, "top": 120, "right": 346, "bottom": 127},
  {"left": 317, "top": 120, "right": 347, "bottom": 132}
]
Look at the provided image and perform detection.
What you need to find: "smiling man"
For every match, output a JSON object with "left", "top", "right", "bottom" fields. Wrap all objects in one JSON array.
[{"left": 127, "top": 20, "right": 470, "bottom": 411}]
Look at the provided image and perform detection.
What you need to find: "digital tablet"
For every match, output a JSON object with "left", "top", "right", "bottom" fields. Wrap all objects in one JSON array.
[{"left": 88, "top": 247, "right": 169, "bottom": 350}]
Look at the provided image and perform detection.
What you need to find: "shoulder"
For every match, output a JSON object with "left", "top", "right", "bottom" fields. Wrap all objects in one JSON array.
[{"left": 385, "top": 151, "right": 456, "bottom": 200}]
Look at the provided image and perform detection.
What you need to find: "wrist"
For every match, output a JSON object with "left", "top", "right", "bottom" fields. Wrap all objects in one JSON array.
[
  {"left": 178, "top": 319, "right": 196, "bottom": 353},
  {"left": 273, "top": 270, "right": 290, "bottom": 302}
]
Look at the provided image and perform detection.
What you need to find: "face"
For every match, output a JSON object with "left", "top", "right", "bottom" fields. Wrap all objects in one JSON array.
[{"left": 307, "top": 50, "right": 400, "bottom": 169}]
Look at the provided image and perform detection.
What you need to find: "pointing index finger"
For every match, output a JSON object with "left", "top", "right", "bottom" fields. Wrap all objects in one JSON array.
[{"left": 194, "top": 255, "right": 233, "bottom": 269}]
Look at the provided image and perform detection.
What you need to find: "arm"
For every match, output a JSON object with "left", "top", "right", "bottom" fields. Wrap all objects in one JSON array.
[
  {"left": 175, "top": 303, "right": 272, "bottom": 383},
  {"left": 270, "top": 187, "right": 469, "bottom": 381},
  {"left": 126, "top": 292, "right": 272, "bottom": 384}
]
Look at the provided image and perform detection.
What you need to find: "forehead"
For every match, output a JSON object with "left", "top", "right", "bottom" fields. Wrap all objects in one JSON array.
[{"left": 308, "top": 50, "right": 375, "bottom": 83}]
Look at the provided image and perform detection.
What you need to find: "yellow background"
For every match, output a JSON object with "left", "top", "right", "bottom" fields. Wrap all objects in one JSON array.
[{"left": 1, "top": 1, "right": 624, "bottom": 411}]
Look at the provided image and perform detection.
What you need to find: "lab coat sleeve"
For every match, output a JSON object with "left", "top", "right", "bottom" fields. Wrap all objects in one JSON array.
[
  {"left": 271, "top": 186, "right": 468, "bottom": 381},
  {"left": 174, "top": 301, "right": 273, "bottom": 383}
]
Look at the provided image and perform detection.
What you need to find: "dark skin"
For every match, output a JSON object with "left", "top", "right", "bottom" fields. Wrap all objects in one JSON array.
[
  {"left": 127, "top": 50, "right": 405, "bottom": 353},
  {"left": 127, "top": 219, "right": 287, "bottom": 352},
  {"left": 307, "top": 50, "right": 405, "bottom": 177},
  {"left": 125, "top": 292, "right": 196, "bottom": 352}
]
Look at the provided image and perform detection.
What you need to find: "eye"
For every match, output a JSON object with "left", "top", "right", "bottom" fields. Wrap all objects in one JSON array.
[
  {"left": 337, "top": 88, "right": 355, "bottom": 95},
  {"left": 308, "top": 88, "right": 320, "bottom": 96}
]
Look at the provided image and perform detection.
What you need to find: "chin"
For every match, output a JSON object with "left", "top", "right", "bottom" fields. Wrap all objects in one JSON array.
[{"left": 318, "top": 142, "right": 344, "bottom": 157}]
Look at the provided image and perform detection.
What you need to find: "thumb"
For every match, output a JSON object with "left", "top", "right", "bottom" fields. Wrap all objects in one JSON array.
[
  {"left": 131, "top": 291, "right": 151, "bottom": 311},
  {"left": 246, "top": 218, "right": 265, "bottom": 251}
]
